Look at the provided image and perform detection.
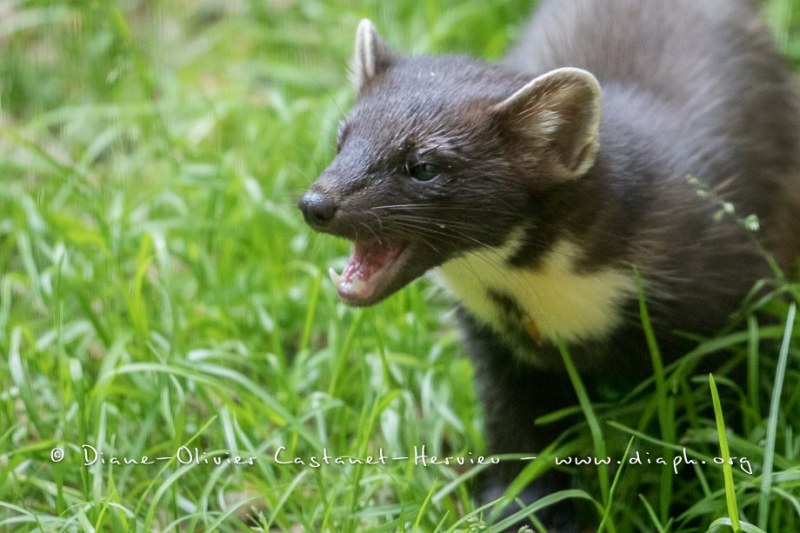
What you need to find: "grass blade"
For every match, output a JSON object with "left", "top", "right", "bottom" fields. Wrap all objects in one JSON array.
[
  {"left": 558, "top": 342, "right": 611, "bottom": 516},
  {"left": 709, "top": 373, "right": 740, "bottom": 531},
  {"left": 757, "top": 302, "right": 796, "bottom": 528}
]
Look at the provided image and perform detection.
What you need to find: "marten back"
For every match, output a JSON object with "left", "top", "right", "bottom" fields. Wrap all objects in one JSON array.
[{"left": 508, "top": 0, "right": 800, "bottom": 269}]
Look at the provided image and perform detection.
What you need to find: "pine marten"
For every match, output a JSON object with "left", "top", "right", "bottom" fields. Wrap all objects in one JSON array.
[{"left": 298, "top": 0, "right": 800, "bottom": 529}]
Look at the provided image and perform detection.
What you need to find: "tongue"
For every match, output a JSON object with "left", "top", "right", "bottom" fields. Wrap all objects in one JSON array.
[{"left": 329, "top": 240, "right": 404, "bottom": 301}]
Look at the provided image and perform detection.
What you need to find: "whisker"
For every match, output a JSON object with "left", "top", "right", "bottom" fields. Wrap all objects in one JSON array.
[{"left": 358, "top": 220, "right": 382, "bottom": 242}]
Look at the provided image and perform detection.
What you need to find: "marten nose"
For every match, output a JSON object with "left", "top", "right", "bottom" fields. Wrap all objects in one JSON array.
[{"left": 299, "top": 190, "right": 338, "bottom": 228}]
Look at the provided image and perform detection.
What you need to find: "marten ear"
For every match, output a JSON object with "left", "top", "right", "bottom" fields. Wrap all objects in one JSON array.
[
  {"left": 352, "top": 19, "right": 393, "bottom": 92},
  {"left": 493, "top": 67, "right": 602, "bottom": 180}
]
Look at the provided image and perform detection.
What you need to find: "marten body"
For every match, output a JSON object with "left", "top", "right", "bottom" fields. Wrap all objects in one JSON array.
[{"left": 299, "top": 0, "right": 800, "bottom": 529}]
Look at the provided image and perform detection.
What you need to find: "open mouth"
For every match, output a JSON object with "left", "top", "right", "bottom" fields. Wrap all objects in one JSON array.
[{"left": 328, "top": 239, "right": 410, "bottom": 306}]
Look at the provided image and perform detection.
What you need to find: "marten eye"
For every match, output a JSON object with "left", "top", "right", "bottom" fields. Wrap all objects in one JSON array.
[{"left": 406, "top": 162, "right": 441, "bottom": 182}]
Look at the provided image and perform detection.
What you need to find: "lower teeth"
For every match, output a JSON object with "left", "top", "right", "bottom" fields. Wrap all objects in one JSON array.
[{"left": 328, "top": 267, "right": 343, "bottom": 287}]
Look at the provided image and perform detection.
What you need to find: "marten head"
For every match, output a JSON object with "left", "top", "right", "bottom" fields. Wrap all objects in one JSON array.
[{"left": 299, "top": 20, "right": 602, "bottom": 306}]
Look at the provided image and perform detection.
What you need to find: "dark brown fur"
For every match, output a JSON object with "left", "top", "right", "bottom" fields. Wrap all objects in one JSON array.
[{"left": 299, "top": 0, "right": 800, "bottom": 530}]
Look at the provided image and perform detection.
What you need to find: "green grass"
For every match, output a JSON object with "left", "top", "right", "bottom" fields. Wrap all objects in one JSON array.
[{"left": 1, "top": 0, "right": 799, "bottom": 531}]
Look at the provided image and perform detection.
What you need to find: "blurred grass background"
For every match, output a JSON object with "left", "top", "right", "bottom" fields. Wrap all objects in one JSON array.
[{"left": 0, "top": 0, "right": 798, "bottom": 531}]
